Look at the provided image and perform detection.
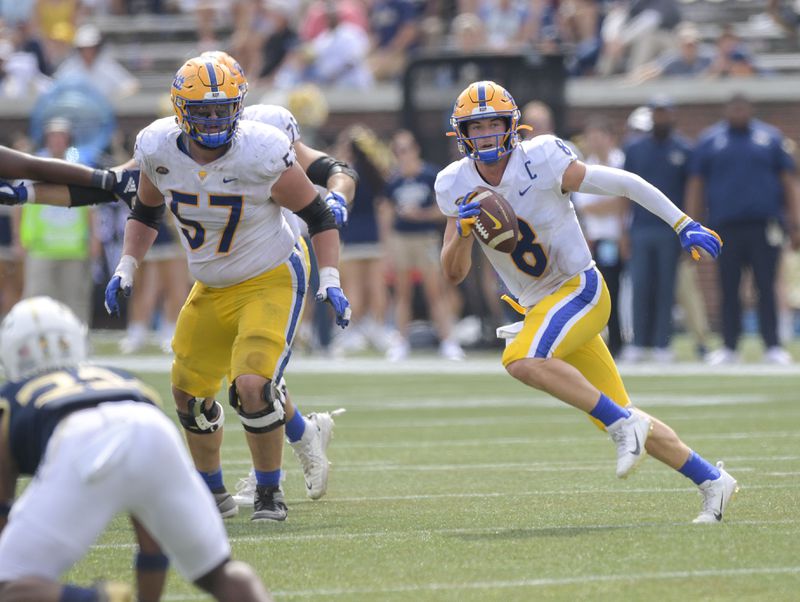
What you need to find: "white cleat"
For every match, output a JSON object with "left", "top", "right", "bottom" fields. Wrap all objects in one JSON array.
[
  {"left": 291, "top": 409, "right": 345, "bottom": 500},
  {"left": 607, "top": 409, "right": 652, "bottom": 478},
  {"left": 693, "top": 461, "right": 739, "bottom": 524},
  {"left": 232, "top": 468, "right": 256, "bottom": 507}
]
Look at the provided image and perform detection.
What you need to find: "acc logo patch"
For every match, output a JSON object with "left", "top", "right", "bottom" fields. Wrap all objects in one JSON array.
[{"left": 156, "top": 166, "right": 169, "bottom": 175}]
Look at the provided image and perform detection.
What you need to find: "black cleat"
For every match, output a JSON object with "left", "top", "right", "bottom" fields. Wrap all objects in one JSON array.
[{"left": 251, "top": 485, "right": 287, "bottom": 522}]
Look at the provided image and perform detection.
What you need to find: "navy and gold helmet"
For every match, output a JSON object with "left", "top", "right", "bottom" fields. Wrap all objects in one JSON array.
[
  {"left": 200, "top": 50, "right": 248, "bottom": 97},
  {"left": 170, "top": 57, "right": 243, "bottom": 148},
  {"left": 449, "top": 81, "right": 522, "bottom": 162}
]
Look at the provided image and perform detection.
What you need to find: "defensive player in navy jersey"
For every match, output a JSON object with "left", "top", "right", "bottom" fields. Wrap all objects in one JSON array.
[
  {"left": 437, "top": 81, "right": 738, "bottom": 523},
  {"left": 0, "top": 297, "right": 273, "bottom": 601}
]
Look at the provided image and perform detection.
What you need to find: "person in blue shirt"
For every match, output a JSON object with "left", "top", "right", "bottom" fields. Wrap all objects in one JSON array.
[
  {"left": 383, "top": 129, "right": 464, "bottom": 361},
  {"left": 0, "top": 296, "right": 273, "bottom": 602},
  {"left": 687, "top": 94, "right": 800, "bottom": 364},
  {"left": 622, "top": 95, "right": 692, "bottom": 362}
]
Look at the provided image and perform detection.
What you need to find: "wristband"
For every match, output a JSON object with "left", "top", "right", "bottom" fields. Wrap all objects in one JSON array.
[{"left": 318, "top": 266, "right": 341, "bottom": 290}]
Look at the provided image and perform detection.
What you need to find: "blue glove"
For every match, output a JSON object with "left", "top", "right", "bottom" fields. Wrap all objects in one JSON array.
[
  {"left": 111, "top": 169, "right": 140, "bottom": 208},
  {"left": 456, "top": 198, "right": 481, "bottom": 238},
  {"left": 104, "top": 256, "right": 137, "bottom": 316},
  {"left": 316, "top": 266, "right": 351, "bottom": 328},
  {"left": 677, "top": 219, "right": 723, "bottom": 260},
  {"left": 0, "top": 180, "right": 30, "bottom": 205},
  {"left": 324, "top": 190, "right": 349, "bottom": 227}
]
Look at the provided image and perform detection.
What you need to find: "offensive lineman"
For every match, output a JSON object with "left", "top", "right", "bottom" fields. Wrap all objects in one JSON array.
[
  {"left": 104, "top": 56, "right": 350, "bottom": 522},
  {"left": 437, "top": 81, "right": 738, "bottom": 523},
  {"left": 0, "top": 296, "right": 272, "bottom": 601}
]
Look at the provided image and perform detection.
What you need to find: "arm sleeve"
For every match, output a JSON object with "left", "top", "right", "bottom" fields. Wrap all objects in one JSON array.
[{"left": 579, "top": 164, "right": 686, "bottom": 229}]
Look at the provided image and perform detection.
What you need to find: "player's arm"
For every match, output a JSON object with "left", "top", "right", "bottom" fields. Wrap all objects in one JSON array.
[
  {"left": 104, "top": 171, "right": 164, "bottom": 315},
  {"left": 441, "top": 217, "right": 474, "bottom": 285},
  {"left": 562, "top": 160, "right": 722, "bottom": 260},
  {"left": 273, "top": 162, "right": 351, "bottom": 327},
  {"left": 131, "top": 518, "right": 168, "bottom": 602},
  {"left": 294, "top": 141, "right": 358, "bottom": 226},
  {"left": 0, "top": 145, "right": 114, "bottom": 186}
]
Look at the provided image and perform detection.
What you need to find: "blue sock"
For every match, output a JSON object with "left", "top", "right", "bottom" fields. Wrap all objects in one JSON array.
[
  {"left": 198, "top": 468, "right": 225, "bottom": 493},
  {"left": 285, "top": 409, "right": 306, "bottom": 443},
  {"left": 678, "top": 451, "right": 721, "bottom": 485},
  {"left": 255, "top": 468, "right": 282, "bottom": 488},
  {"left": 60, "top": 585, "right": 99, "bottom": 602},
  {"left": 589, "top": 393, "right": 631, "bottom": 427}
]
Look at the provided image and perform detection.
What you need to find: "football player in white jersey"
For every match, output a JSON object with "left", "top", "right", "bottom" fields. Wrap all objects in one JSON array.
[
  {"left": 437, "top": 81, "right": 738, "bottom": 524},
  {"left": 104, "top": 56, "right": 351, "bottom": 523}
]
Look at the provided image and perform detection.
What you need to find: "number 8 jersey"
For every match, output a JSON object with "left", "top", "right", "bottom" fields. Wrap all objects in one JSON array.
[
  {"left": 435, "top": 135, "right": 594, "bottom": 308},
  {"left": 135, "top": 117, "right": 297, "bottom": 287}
]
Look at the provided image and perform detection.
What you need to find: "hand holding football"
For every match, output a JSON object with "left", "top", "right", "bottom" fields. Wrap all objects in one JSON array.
[{"left": 470, "top": 186, "right": 519, "bottom": 253}]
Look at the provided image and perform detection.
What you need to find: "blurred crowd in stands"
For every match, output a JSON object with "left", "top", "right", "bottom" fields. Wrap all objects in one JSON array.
[
  {"left": 1, "top": 0, "right": 800, "bottom": 103},
  {"left": 0, "top": 0, "right": 798, "bottom": 365}
]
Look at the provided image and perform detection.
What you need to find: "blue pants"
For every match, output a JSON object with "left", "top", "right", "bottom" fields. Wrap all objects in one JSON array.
[
  {"left": 716, "top": 221, "right": 781, "bottom": 350},
  {"left": 628, "top": 227, "right": 681, "bottom": 348}
]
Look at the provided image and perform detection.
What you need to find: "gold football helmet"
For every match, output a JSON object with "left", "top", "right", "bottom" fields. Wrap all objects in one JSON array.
[
  {"left": 449, "top": 81, "right": 522, "bottom": 162},
  {"left": 170, "top": 56, "right": 243, "bottom": 148}
]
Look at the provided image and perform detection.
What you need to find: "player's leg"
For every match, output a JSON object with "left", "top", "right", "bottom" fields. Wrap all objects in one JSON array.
[
  {"left": 503, "top": 270, "right": 651, "bottom": 475},
  {"left": 171, "top": 281, "right": 236, "bottom": 517},
  {"left": 195, "top": 560, "right": 274, "bottom": 602}
]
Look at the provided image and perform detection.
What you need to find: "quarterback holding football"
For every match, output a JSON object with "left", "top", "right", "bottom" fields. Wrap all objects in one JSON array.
[{"left": 436, "top": 80, "right": 737, "bottom": 523}]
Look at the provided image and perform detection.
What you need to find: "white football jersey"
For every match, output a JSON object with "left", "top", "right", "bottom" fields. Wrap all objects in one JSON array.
[
  {"left": 135, "top": 117, "right": 296, "bottom": 287},
  {"left": 435, "top": 135, "right": 594, "bottom": 308},
  {"left": 242, "top": 104, "right": 306, "bottom": 238}
]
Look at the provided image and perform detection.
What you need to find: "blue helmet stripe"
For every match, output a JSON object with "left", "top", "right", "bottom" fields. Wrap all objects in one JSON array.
[
  {"left": 477, "top": 83, "right": 486, "bottom": 108},
  {"left": 205, "top": 61, "right": 219, "bottom": 92}
]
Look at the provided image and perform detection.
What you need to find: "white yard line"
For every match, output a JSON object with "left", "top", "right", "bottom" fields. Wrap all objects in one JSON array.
[{"left": 92, "top": 355, "right": 800, "bottom": 377}]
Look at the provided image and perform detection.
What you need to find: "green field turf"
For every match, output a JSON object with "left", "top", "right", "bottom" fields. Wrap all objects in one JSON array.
[{"left": 60, "top": 363, "right": 800, "bottom": 601}]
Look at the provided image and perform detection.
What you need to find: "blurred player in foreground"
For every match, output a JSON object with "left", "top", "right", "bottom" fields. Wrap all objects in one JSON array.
[
  {"left": 436, "top": 81, "right": 738, "bottom": 523},
  {"left": 0, "top": 297, "right": 272, "bottom": 601}
]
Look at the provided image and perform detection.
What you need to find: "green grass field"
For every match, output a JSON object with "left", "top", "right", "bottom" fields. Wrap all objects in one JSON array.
[{"left": 60, "top": 356, "right": 800, "bottom": 601}]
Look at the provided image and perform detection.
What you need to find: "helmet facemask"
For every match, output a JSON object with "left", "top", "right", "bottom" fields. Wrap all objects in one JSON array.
[
  {"left": 453, "top": 114, "right": 519, "bottom": 163},
  {"left": 177, "top": 96, "right": 242, "bottom": 148}
]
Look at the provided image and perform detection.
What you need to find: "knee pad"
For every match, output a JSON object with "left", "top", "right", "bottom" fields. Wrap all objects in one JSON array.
[
  {"left": 177, "top": 398, "right": 225, "bottom": 435},
  {"left": 228, "top": 379, "right": 286, "bottom": 433}
]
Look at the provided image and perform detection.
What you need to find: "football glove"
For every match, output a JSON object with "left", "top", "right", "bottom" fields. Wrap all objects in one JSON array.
[
  {"left": 110, "top": 168, "right": 140, "bottom": 209},
  {"left": 676, "top": 219, "right": 723, "bottom": 260},
  {"left": 324, "top": 190, "right": 349, "bottom": 227},
  {"left": 456, "top": 198, "right": 481, "bottom": 238},
  {"left": 316, "top": 266, "right": 352, "bottom": 328},
  {"left": 104, "top": 255, "right": 138, "bottom": 316},
  {"left": 0, "top": 180, "right": 32, "bottom": 205}
]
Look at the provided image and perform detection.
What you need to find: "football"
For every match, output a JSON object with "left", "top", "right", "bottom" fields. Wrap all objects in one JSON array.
[{"left": 470, "top": 186, "right": 519, "bottom": 253}]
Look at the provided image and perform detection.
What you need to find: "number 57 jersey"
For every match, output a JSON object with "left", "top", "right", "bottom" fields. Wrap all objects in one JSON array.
[
  {"left": 435, "top": 135, "right": 595, "bottom": 309},
  {"left": 135, "top": 117, "right": 297, "bottom": 288}
]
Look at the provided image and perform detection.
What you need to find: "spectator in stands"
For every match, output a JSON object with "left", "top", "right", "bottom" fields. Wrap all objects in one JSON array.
[
  {"left": 479, "top": 0, "right": 535, "bottom": 52},
  {"left": 332, "top": 125, "right": 392, "bottom": 354},
  {"left": 19, "top": 117, "right": 96, "bottom": 324},
  {"left": 367, "top": 0, "right": 422, "bottom": 81},
  {"left": 54, "top": 23, "right": 139, "bottom": 100},
  {"left": 628, "top": 21, "right": 714, "bottom": 83},
  {"left": 561, "top": 0, "right": 603, "bottom": 75},
  {"left": 275, "top": 2, "right": 372, "bottom": 89},
  {"left": 687, "top": 94, "right": 799, "bottom": 365},
  {"left": 621, "top": 95, "right": 690, "bottom": 363},
  {"left": 704, "top": 25, "right": 758, "bottom": 78},
  {"left": 598, "top": 0, "right": 681, "bottom": 76},
  {"left": 257, "top": 0, "right": 299, "bottom": 83},
  {"left": 382, "top": 129, "right": 464, "bottom": 361},
  {"left": 0, "top": 37, "right": 51, "bottom": 100},
  {"left": 572, "top": 115, "right": 626, "bottom": 357},
  {"left": 33, "top": 0, "right": 82, "bottom": 68},
  {"left": 300, "top": 0, "right": 368, "bottom": 41},
  {"left": 520, "top": 100, "right": 555, "bottom": 140},
  {"left": 767, "top": 0, "right": 800, "bottom": 37}
]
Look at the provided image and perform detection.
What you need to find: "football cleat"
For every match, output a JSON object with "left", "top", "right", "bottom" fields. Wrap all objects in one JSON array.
[
  {"left": 213, "top": 491, "right": 239, "bottom": 519},
  {"left": 232, "top": 468, "right": 257, "bottom": 507},
  {"left": 607, "top": 409, "right": 652, "bottom": 478},
  {"left": 291, "top": 409, "right": 345, "bottom": 500},
  {"left": 693, "top": 461, "right": 739, "bottom": 524},
  {"left": 251, "top": 485, "right": 287, "bottom": 522}
]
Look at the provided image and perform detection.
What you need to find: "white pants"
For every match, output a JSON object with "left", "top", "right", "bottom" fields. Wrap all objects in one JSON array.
[{"left": 0, "top": 402, "right": 230, "bottom": 582}]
